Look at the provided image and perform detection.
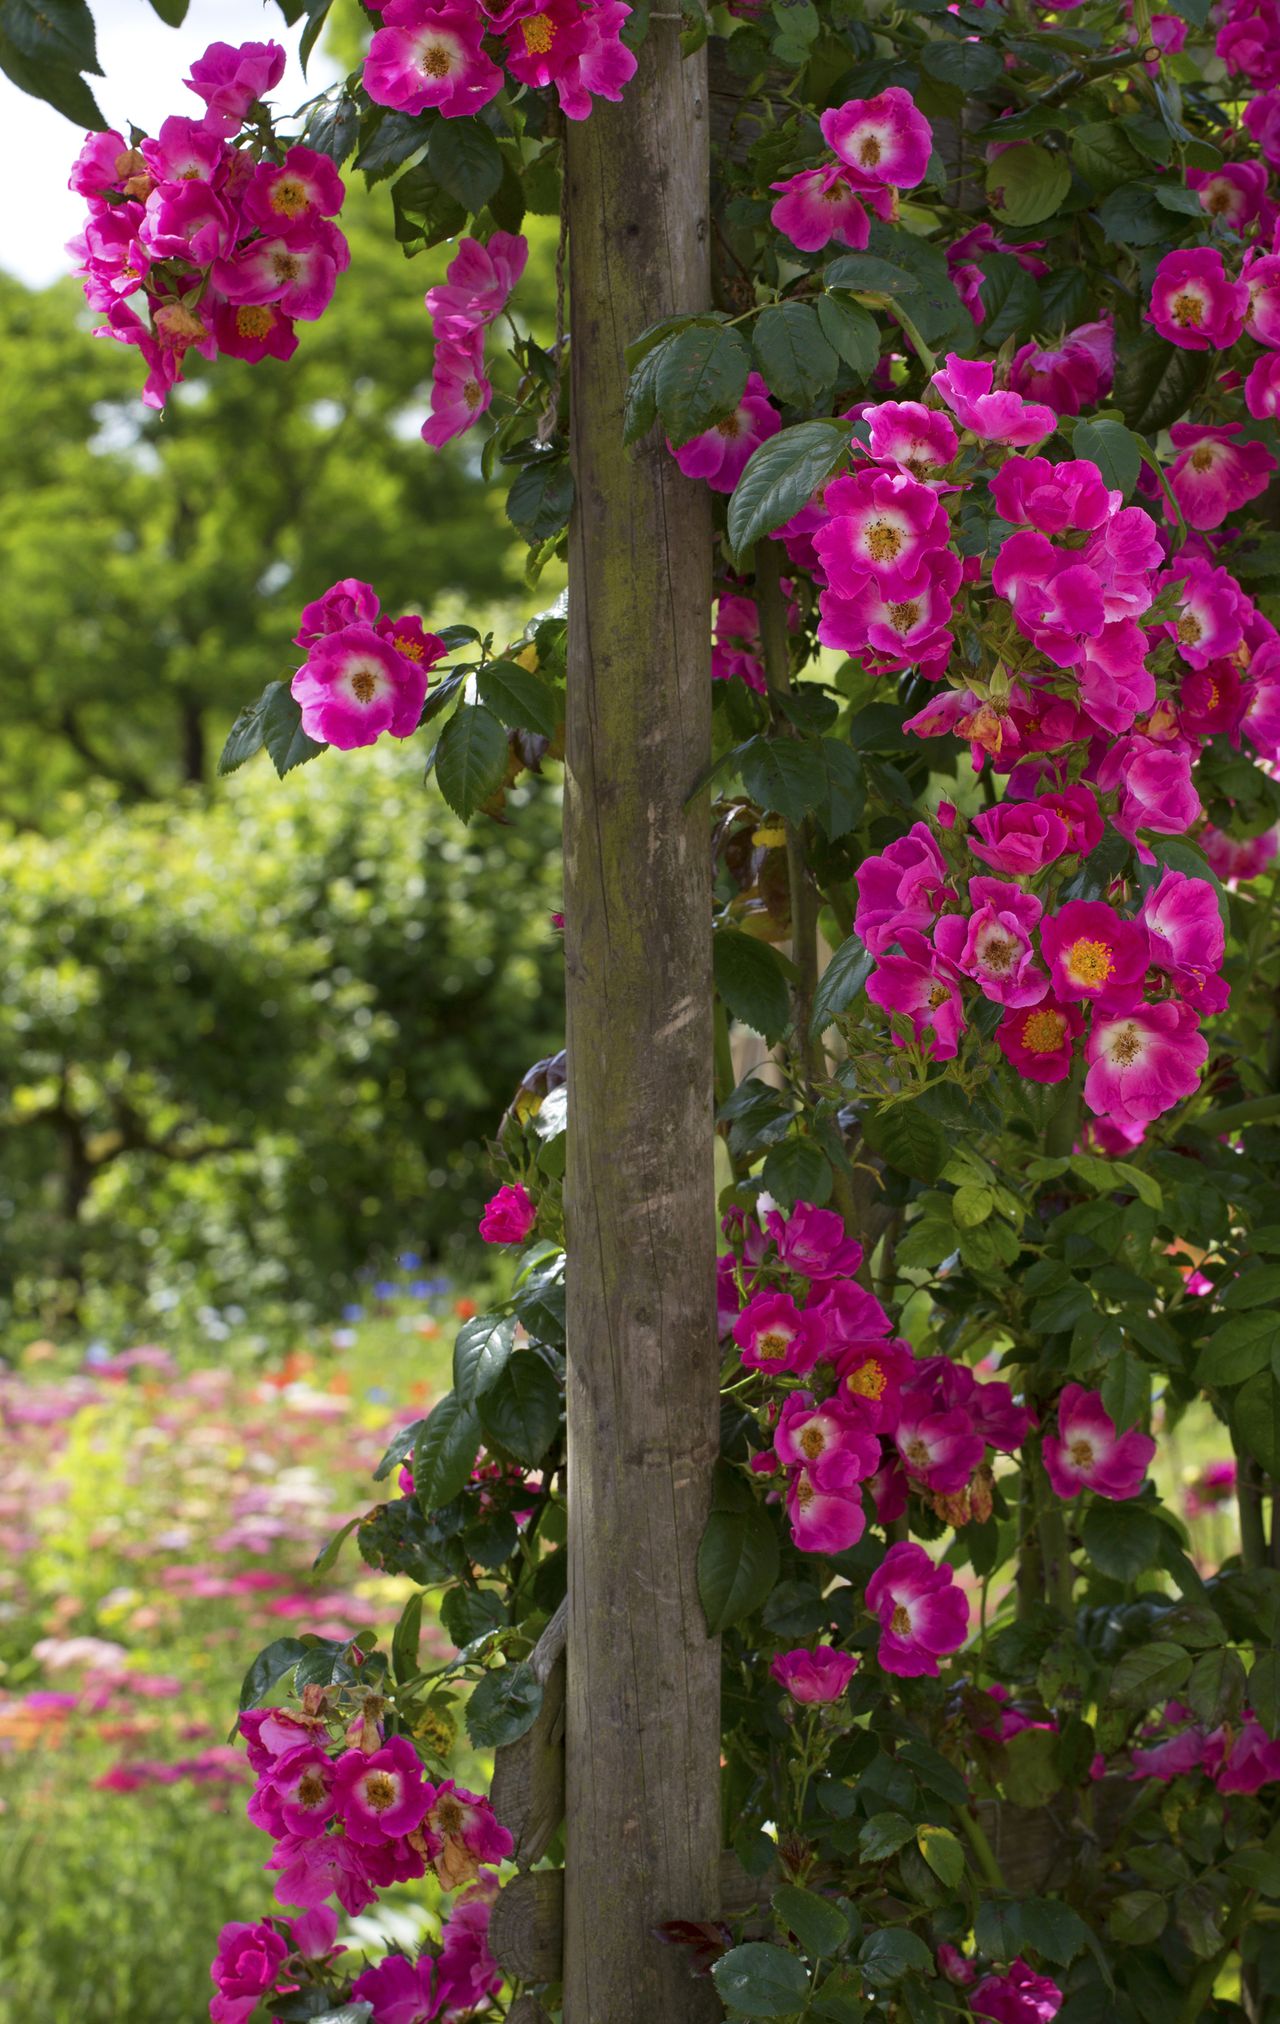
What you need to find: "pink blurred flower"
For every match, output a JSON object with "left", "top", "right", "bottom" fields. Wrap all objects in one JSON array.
[
  {"left": 1043, "top": 1384, "right": 1155, "bottom": 1500},
  {"left": 209, "top": 1920, "right": 287, "bottom": 2024}
]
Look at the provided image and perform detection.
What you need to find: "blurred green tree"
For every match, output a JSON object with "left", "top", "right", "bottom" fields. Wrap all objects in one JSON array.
[{"left": 0, "top": 754, "right": 563, "bottom": 1343}]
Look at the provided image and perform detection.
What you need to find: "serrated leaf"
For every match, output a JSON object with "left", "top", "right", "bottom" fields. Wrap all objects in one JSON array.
[
  {"left": 434, "top": 704, "right": 508, "bottom": 821},
  {"left": 1108, "top": 1639, "right": 1191, "bottom": 1704},
  {"left": 507, "top": 460, "right": 574, "bottom": 543},
  {"left": 1081, "top": 1501, "right": 1163, "bottom": 1582},
  {"left": 773, "top": 1884, "right": 849, "bottom": 1962},
  {"left": 477, "top": 660, "right": 561, "bottom": 738},
  {"left": 858, "top": 1812, "right": 917, "bottom": 1859},
  {"left": 811, "top": 933, "right": 873, "bottom": 1036},
  {"left": 1185, "top": 1646, "right": 1246, "bottom": 1726},
  {"left": 1072, "top": 417, "right": 1142, "bottom": 501},
  {"left": 261, "top": 683, "right": 327, "bottom": 777},
  {"left": 741, "top": 736, "right": 827, "bottom": 825},
  {"left": 1196, "top": 1311, "right": 1279, "bottom": 1388},
  {"left": 812, "top": 739, "right": 864, "bottom": 839},
  {"left": 413, "top": 1392, "right": 482, "bottom": 1510},
  {"left": 238, "top": 1636, "right": 308, "bottom": 1711},
  {"left": 655, "top": 323, "right": 752, "bottom": 447},
  {"left": 477, "top": 1351, "right": 561, "bottom": 1465},
  {"left": 1115, "top": 334, "right": 1211, "bottom": 436},
  {"left": 698, "top": 1500, "right": 780, "bottom": 1634},
  {"left": 466, "top": 1661, "right": 542, "bottom": 1747},
  {"left": 712, "top": 1943, "right": 811, "bottom": 2018},
  {"left": 0, "top": 24, "right": 103, "bottom": 123},
  {"left": 921, "top": 36, "right": 1003, "bottom": 89},
  {"left": 623, "top": 345, "right": 661, "bottom": 445},
  {"left": 978, "top": 252, "right": 1041, "bottom": 345},
  {"left": 714, "top": 930, "right": 793, "bottom": 1044},
  {"left": 1100, "top": 1351, "right": 1149, "bottom": 1433},
  {"left": 1233, "top": 1370, "right": 1280, "bottom": 1476},
  {"left": 857, "top": 1929, "right": 932, "bottom": 1987},
  {"left": 727, "top": 420, "right": 852, "bottom": 558},
  {"left": 453, "top": 1314, "right": 517, "bottom": 1402},
  {"left": 762, "top": 1135, "right": 832, "bottom": 1208},
  {"left": 916, "top": 1824, "right": 965, "bottom": 1887},
  {"left": 753, "top": 302, "right": 838, "bottom": 411},
  {"left": 426, "top": 115, "right": 503, "bottom": 211},
  {"left": 862, "top": 1104, "right": 947, "bottom": 1184},
  {"left": 986, "top": 144, "right": 1071, "bottom": 226},
  {"left": 816, "top": 293, "right": 879, "bottom": 377},
  {"left": 0, "top": 0, "right": 98, "bottom": 71}
]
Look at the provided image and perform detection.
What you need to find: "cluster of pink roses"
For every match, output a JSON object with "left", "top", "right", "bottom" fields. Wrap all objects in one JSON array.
[
  {"left": 421, "top": 231, "right": 528, "bottom": 448},
  {"left": 1129, "top": 1697, "right": 1280, "bottom": 1793},
  {"left": 724, "top": 1200, "right": 1160, "bottom": 1680},
  {"left": 768, "top": 87, "right": 931, "bottom": 255},
  {"left": 362, "top": 0, "right": 636, "bottom": 125},
  {"left": 288, "top": 577, "right": 448, "bottom": 750},
  {"left": 209, "top": 1698, "right": 510, "bottom": 2020},
  {"left": 856, "top": 813, "right": 1223, "bottom": 1129},
  {"left": 69, "top": 40, "right": 349, "bottom": 408}
]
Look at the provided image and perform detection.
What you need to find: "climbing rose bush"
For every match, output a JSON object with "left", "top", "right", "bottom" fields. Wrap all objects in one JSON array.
[{"left": 49, "top": 0, "right": 1280, "bottom": 2014}]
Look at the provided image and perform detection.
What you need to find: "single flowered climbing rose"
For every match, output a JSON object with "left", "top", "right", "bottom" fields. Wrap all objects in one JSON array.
[
  {"left": 1039, "top": 900, "right": 1149, "bottom": 1004},
  {"left": 1042, "top": 1385, "right": 1156, "bottom": 1501},
  {"left": 291, "top": 626, "right": 431, "bottom": 749},
  {"left": 865, "top": 1541, "right": 969, "bottom": 1677},
  {"left": 734, "top": 1289, "right": 822, "bottom": 1374}
]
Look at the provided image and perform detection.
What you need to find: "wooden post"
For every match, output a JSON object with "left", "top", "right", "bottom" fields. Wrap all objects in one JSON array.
[{"left": 562, "top": 21, "right": 720, "bottom": 2022}]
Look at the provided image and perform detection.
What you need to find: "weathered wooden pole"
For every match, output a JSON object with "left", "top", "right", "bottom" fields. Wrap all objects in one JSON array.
[{"left": 561, "top": 21, "right": 721, "bottom": 2023}]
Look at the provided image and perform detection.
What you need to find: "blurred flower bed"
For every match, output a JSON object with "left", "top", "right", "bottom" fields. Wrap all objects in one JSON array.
[{"left": 0, "top": 1264, "right": 477, "bottom": 2024}]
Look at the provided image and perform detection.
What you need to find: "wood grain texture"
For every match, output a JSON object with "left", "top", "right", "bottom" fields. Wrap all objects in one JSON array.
[
  {"left": 562, "top": 22, "right": 720, "bottom": 2023},
  {"left": 489, "top": 1600, "right": 567, "bottom": 1868}
]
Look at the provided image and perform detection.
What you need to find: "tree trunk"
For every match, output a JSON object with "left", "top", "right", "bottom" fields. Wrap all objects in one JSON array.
[{"left": 562, "top": 27, "right": 720, "bottom": 2023}]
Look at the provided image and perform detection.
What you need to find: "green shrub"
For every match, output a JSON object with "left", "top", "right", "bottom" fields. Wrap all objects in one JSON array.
[{"left": 0, "top": 756, "right": 563, "bottom": 1344}]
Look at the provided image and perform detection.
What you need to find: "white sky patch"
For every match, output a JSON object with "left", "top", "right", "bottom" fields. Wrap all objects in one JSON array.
[{"left": 0, "top": 0, "right": 339, "bottom": 289}]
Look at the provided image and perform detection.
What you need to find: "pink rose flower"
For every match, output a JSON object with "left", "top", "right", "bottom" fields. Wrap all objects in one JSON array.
[
  {"left": 815, "top": 469, "right": 953, "bottom": 600},
  {"left": 991, "top": 456, "right": 1118, "bottom": 537},
  {"left": 931, "top": 354, "right": 1057, "bottom": 446},
  {"left": 333, "top": 1736, "right": 431, "bottom": 1844},
  {"left": 479, "top": 1182, "right": 537, "bottom": 1244},
  {"left": 291, "top": 625, "right": 429, "bottom": 748},
  {"left": 818, "top": 545, "right": 962, "bottom": 674},
  {"left": 1084, "top": 998, "right": 1208, "bottom": 1125},
  {"left": 1096, "top": 734, "right": 1201, "bottom": 851},
  {"left": 895, "top": 1399, "right": 985, "bottom": 1494},
  {"left": 1139, "top": 868, "right": 1225, "bottom": 1009},
  {"left": 209, "top": 1921, "right": 288, "bottom": 2024},
  {"left": 1148, "top": 246, "right": 1248, "bottom": 351},
  {"left": 770, "top": 165, "right": 878, "bottom": 252},
  {"left": 1040, "top": 900, "right": 1150, "bottom": 1003},
  {"left": 1166, "top": 423, "right": 1276, "bottom": 531},
  {"left": 968, "top": 800, "right": 1070, "bottom": 876},
  {"left": 1189, "top": 160, "right": 1269, "bottom": 227},
  {"left": 995, "top": 996, "right": 1084, "bottom": 1084},
  {"left": 766, "top": 1200, "right": 863, "bottom": 1280},
  {"left": 970, "top": 1957, "right": 1063, "bottom": 2024},
  {"left": 866, "top": 928, "right": 966, "bottom": 1060},
  {"left": 1007, "top": 319, "right": 1113, "bottom": 416},
  {"left": 820, "top": 88, "right": 933, "bottom": 188},
  {"left": 1043, "top": 1383, "right": 1156, "bottom": 1500},
  {"left": 184, "top": 39, "right": 286, "bottom": 130},
  {"left": 807, "top": 1277, "right": 894, "bottom": 1346},
  {"left": 364, "top": 1, "right": 504, "bottom": 115},
  {"left": 992, "top": 530, "right": 1106, "bottom": 668},
  {"left": 670, "top": 372, "right": 780, "bottom": 493},
  {"left": 787, "top": 1450, "right": 869, "bottom": 1553},
  {"left": 733, "top": 1290, "right": 822, "bottom": 1375},
  {"left": 864, "top": 399, "right": 958, "bottom": 477},
  {"left": 438, "top": 1891, "right": 504, "bottom": 2012},
  {"left": 351, "top": 1951, "right": 437, "bottom": 2024},
  {"left": 865, "top": 1541, "right": 968, "bottom": 1676},
  {"left": 500, "top": 0, "right": 638, "bottom": 121},
  {"left": 1246, "top": 351, "right": 1280, "bottom": 419},
  {"left": 294, "top": 578, "right": 380, "bottom": 648},
  {"left": 773, "top": 1392, "right": 881, "bottom": 1476},
  {"left": 832, "top": 1337, "right": 915, "bottom": 1431},
  {"left": 853, "top": 820, "right": 950, "bottom": 952},
  {"left": 243, "top": 146, "right": 346, "bottom": 236},
  {"left": 934, "top": 876, "right": 1046, "bottom": 1008},
  {"left": 770, "top": 1645, "right": 859, "bottom": 1702}
]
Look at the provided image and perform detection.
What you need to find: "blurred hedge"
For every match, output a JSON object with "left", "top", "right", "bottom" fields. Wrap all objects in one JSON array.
[{"left": 0, "top": 753, "right": 563, "bottom": 1345}]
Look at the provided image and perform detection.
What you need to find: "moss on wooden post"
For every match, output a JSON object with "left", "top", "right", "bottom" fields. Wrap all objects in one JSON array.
[{"left": 562, "top": 23, "right": 721, "bottom": 2023}]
